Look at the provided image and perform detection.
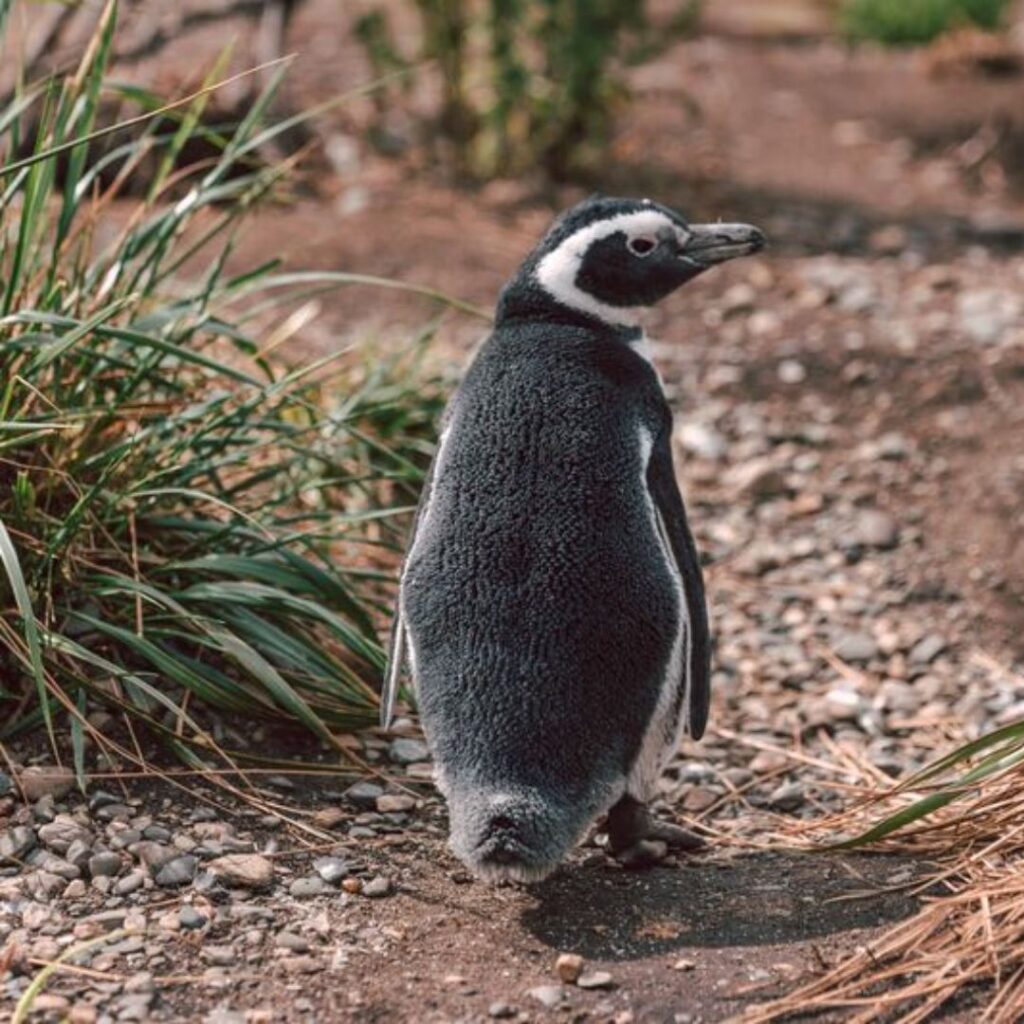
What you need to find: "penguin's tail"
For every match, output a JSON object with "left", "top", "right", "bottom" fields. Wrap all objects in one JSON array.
[{"left": 447, "top": 786, "right": 586, "bottom": 884}]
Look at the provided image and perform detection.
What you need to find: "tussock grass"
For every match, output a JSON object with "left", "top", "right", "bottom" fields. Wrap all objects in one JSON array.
[
  {"left": 0, "top": 0, "right": 455, "bottom": 771},
  {"left": 744, "top": 654, "right": 1024, "bottom": 1023}
]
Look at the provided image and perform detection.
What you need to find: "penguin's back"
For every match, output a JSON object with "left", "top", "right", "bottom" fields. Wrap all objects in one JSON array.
[{"left": 402, "top": 323, "right": 681, "bottom": 800}]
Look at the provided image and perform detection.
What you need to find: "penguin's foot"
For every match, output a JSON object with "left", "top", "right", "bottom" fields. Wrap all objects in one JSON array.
[{"left": 605, "top": 795, "right": 705, "bottom": 869}]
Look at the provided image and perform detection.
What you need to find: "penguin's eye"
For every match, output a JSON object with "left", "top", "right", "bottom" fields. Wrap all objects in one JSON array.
[{"left": 627, "top": 236, "right": 656, "bottom": 257}]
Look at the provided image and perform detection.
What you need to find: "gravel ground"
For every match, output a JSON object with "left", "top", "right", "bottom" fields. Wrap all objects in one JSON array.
[{"left": 4, "top": 243, "right": 1024, "bottom": 1022}]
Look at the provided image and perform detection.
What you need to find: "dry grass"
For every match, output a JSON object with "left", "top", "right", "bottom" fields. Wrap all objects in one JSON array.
[{"left": 739, "top": 653, "right": 1024, "bottom": 1023}]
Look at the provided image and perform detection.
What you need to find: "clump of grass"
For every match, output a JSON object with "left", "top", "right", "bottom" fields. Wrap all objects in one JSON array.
[
  {"left": 745, "top": 654, "right": 1024, "bottom": 1023},
  {"left": 841, "top": 0, "right": 1011, "bottom": 45},
  {"left": 0, "top": 0, "right": 455, "bottom": 769}
]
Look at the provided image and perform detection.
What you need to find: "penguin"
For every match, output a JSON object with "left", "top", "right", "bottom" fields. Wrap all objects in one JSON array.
[{"left": 382, "top": 196, "right": 764, "bottom": 882}]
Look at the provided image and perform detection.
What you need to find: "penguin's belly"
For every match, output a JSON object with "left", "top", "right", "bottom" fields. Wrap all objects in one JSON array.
[{"left": 402, "top": 427, "right": 682, "bottom": 797}]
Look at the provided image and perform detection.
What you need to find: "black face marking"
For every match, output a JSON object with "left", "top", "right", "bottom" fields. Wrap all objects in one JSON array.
[{"left": 575, "top": 231, "right": 704, "bottom": 309}]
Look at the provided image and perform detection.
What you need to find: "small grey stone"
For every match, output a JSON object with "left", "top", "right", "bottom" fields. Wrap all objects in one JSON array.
[
  {"left": 202, "top": 945, "right": 236, "bottom": 966},
  {"left": 275, "top": 931, "right": 309, "bottom": 952},
  {"left": 131, "top": 841, "right": 176, "bottom": 871},
  {"left": 64, "top": 879, "right": 87, "bottom": 899},
  {"left": 289, "top": 876, "right": 329, "bottom": 898},
  {"left": 768, "top": 782, "right": 805, "bottom": 812},
  {"left": 114, "top": 870, "right": 145, "bottom": 896},
  {"left": 342, "top": 781, "right": 384, "bottom": 810},
  {"left": 87, "top": 790, "right": 120, "bottom": 812},
  {"left": 833, "top": 631, "right": 878, "bottom": 664},
  {"left": 109, "top": 829, "right": 142, "bottom": 850},
  {"left": 204, "top": 1008, "right": 247, "bottom": 1024},
  {"left": 40, "top": 854, "right": 80, "bottom": 880},
  {"left": 37, "top": 818, "right": 90, "bottom": 854},
  {"left": 362, "top": 875, "right": 392, "bottom": 898},
  {"left": 156, "top": 855, "right": 197, "bottom": 888},
  {"left": 528, "top": 985, "right": 565, "bottom": 1009},
  {"left": 489, "top": 1003, "right": 516, "bottom": 1019},
  {"left": 141, "top": 825, "right": 172, "bottom": 842},
  {"left": 577, "top": 971, "right": 615, "bottom": 990},
  {"left": 313, "top": 857, "right": 349, "bottom": 885},
  {"left": 32, "top": 794, "right": 56, "bottom": 823},
  {"left": 114, "top": 992, "right": 154, "bottom": 1021},
  {"left": 388, "top": 738, "right": 430, "bottom": 765},
  {"left": 65, "top": 838, "right": 92, "bottom": 870},
  {"left": 0, "top": 826, "right": 36, "bottom": 862},
  {"left": 855, "top": 510, "right": 898, "bottom": 549},
  {"left": 179, "top": 906, "right": 207, "bottom": 930},
  {"left": 94, "top": 802, "right": 132, "bottom": 822},
  {"left": 88, "top": 851, "right": 123, "bottom": 878},
  {"left": 910, "top": 634, "right": 946, "bottom": 665}
]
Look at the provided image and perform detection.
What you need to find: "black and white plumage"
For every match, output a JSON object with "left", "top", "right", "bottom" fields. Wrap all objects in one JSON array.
[{"left": 383, "top": 196, "right": 764, "bottom": 882}]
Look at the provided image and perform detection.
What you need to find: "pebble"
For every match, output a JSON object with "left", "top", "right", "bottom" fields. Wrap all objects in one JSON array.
[
  {"left": 37, "top": 818, "right": 90, "bottom": 853},
  {"left": 290, "top": 876, "right": 330, "bottom": 898},
  {"left": 855, "top": 509, "right": 899, "bottom": 549},
  {"left": 910, "top": 634, "right": 946, "bottom": 665},
  {"left": 376, "top": 794, "right": 416, "bottom": 814},
  {"left": 275, "top": 931, "right": 309, "bottom": 952},
  {"left": 16, "top": 765, "right": 74, "bottom": 801},
  {"left": 528, "top": 985, "right": 566, "bottom": 1009},
  {"left": 1, "top": 825, "right": 36, "bottom": 861},
  {"left": 832, "top": 631, "right": 878, "bottom": 663},
  {"left": 768, "top": 782, "right": 806, "bottom": 812},
  {"left": 577, "top": 971, "right": 615, "bottom": 990},
  {"left": 179, "top": 906, "right": 208, "bottom": 930},
  {"left": 343, "top": 781, "right": 384, "bottom": 810},
  {"left": 88, "top": 851, "right": 122, "bottom": 877},
  {"left": 388, "top": 737, "right": 430, "bottom": 765},
  {"left": 556, "top": 952, "right": 584, "bottom": 983},
  {"left": 156, "top": 855, "right": 198, "bottom": 887},
  {"left": 202, "top": 945, "right": 236, "bottom": 966},
  {"left": 114, "top": 870, "right": 145, "bottom": 896},
  {"left": 311, "top": 806, "right": 347, "bottom": 829},
  {"left": 362, "top": 875, "right": 392, "bottom": 898},
  {"left": 489, "top": 1002, "right": 516, "bottom": 1019},
  {"left": 313, "top": 857, "right": 349, "bottom": 885},
  {"left": 208, "top": 854, "right": 274, "bottom": 889}
]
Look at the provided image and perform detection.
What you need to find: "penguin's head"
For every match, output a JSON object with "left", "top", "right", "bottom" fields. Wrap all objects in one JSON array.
[{"left": 499, "top": 195, "right": 764, "bottom": 328}]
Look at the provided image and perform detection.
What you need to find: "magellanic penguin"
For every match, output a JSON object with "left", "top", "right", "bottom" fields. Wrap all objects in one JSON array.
[{"left": 383, "top": 196, "right": 764, "bottom": 882}]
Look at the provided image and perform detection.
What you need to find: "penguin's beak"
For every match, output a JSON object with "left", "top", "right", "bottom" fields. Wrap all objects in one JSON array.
[{"left": 679, "top": 222, "right": 765, "bottom": 267}]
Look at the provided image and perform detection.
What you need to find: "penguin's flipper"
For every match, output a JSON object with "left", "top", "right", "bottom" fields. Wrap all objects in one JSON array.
[
  {"left": 380, "top": 607, "right": 406, "bottom": 730},
  {"left": 380, "top": 435, "right": 443, "bottom": 729},
  {"left": 646, "top": 424, "right": 712, "bottom": 739}
]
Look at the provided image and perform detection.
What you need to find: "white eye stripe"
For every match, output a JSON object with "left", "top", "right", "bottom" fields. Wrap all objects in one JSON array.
[{"left": 535, "top": 210, "right": 681, "bottom": 326}]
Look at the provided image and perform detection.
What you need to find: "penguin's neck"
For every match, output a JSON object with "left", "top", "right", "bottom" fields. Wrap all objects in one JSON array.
[{"left": 496, "top": 273, "right": 645, "bottom": 345}]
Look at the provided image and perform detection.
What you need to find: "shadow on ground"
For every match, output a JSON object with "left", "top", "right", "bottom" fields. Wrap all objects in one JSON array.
[{"left": 522, "top": 851, "right": 921, "bottom": 960}]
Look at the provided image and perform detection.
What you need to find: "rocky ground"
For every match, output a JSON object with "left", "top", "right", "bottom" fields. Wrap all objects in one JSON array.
[
  {"left": 5, "top": 2, "right": 1024, "bottom": 1021},
  {"left": 4, "top": 243, "right": 1024, "bottom": 1022}
]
